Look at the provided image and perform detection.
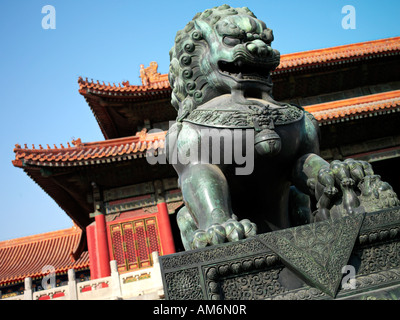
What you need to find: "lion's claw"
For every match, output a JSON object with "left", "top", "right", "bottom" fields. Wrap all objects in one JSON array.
[
  {"left": 223, "top": 219, "right": 245, "bottom": 242},
  {"left": 323, "top": 186, "right": 338, "bottom": 197},
  {"left": 206, "top": 224, "right": 226, "bottom": 245},
  {"left": 191, "top": 218, "right": 257, "bottom": 249},
  {"left": 192, "top": 230, "right": 209, "bottom": 249}
]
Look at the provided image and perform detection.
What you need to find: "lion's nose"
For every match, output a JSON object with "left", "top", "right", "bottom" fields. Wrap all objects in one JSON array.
[{"left": 245, "top": 39, "right": 272, "bottom": 57}]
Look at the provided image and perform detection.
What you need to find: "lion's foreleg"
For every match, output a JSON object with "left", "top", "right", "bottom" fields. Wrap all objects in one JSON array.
[
  {"left": 180, "top": 163, "right": 233, "bottom": 230},
  {"left": 292, "top": 153, "right": 331, "bottom": 196},
  {"left": 179, "top": 163, "right": 256, "bottom": 249},
  {"left": 176, "top": 206, "right": 197, "bottom": 251}
]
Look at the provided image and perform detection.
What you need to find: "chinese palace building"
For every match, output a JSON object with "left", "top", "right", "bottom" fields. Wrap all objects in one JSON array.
[{"left": 1, "top": 36, "right": 399, "bottom": 299}]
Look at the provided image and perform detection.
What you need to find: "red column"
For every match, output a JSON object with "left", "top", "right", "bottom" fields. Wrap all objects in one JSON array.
[
  {"left": 86, "top": 222, "right": 99, "bottom": 279},
  {"left": 157, "top": 202, "right": 176, "bottom": 255},
  {"left": 94, "top": 212, "right": 111, "bottom": 278}
]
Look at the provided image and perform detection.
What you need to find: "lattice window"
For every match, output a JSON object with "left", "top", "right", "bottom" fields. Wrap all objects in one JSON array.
[
  {"left": 109, "top": 216, "right": 162, "bottom": 272},
  {"left": 135, "top": 221, "right": 151, "bottom": 268},
  {"left": 146, "top": 218, "right": 161, "bottom": 256},
  {"left": 123, "top": 222, "right": 138, "bottom": 270},
  {"left": 110, "top": 224, "right": 126, "bottom": 271}
]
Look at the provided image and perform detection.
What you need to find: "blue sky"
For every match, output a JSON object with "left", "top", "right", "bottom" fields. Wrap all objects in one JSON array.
[{"left": 0, "top": 0, "right": 399, "bottom": 241}]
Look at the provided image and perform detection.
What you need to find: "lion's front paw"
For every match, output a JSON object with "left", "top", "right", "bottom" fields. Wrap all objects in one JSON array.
[{"left": 191, "top": 218, "right": 257, "bottom": 249}]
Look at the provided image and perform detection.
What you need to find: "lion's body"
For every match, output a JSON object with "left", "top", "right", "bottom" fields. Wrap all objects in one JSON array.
[
  {"left": 166, "top": 93, "right": 321, "bottom": 247},
  {"left": 166, "top": 5, "right": 399, "bottom": 250},
  {"left": 166, "top": 5, "right": 321, "bottom": 249}
]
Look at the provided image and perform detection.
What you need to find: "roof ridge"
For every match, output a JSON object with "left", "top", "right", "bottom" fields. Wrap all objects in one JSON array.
[
  {"left": 305, "top": 90, "right": 400, "bottom": 112},
  {"left": 304, "top": 90, "right": 400, "bottom": 123},
  {"left": 13, "top": 130, "right": 167, "bottom": 154},
  {"left": 78, "top": 76, "right": 170, "bottom": 90},
  {"left": 12, "top": 130, "right": 168, "bottom": 167},
  {"left": 13, "top": 139, "right": 84, "bottom": 153},
  {"left": 279, "top": 36, "right": 400, "bottom": 60}
]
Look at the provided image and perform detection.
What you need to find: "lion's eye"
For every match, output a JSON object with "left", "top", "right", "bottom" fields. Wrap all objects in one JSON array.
[{"left": 223, "top": 36, "right": 241, "bottom": 46}]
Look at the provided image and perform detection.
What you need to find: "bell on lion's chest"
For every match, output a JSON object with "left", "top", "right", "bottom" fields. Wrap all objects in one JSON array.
[{"left": 254, "top": 129, "right": 282, "bottom": 157}]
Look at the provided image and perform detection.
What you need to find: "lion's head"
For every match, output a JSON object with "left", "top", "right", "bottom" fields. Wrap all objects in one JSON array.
[{"left": 169, "top": 4, "right": 281, "bottom": 121}]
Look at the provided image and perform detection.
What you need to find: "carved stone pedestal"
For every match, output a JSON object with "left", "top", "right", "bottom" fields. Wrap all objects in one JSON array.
[{"left": 159, "top": 207, "right": 400, "bottom": 300}]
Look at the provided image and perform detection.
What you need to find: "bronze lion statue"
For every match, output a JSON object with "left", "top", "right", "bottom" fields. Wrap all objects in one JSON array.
[{"left": 165, "top": 5, "right": 399, "bottom": 250}]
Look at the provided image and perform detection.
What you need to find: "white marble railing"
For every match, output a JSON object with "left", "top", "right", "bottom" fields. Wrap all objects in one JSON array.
[{"left": 2, "top": 251, "right": 164, "bottom": 300}]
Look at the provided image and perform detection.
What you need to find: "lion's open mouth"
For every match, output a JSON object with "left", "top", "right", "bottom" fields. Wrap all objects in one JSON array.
[{"left": 218, "top": 59, "right": 277, "bottom": 82}]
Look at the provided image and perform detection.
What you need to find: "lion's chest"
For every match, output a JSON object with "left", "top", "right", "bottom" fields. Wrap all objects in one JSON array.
[{"left": 184, "top": 103, "right": 304, "bottom": 131}]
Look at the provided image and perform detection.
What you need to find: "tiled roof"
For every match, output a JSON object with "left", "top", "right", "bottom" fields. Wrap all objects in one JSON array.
[
  {"left": 77, "top": 37, "right": 400, "bottom": 96},
  {"left": 304, "top": 90, "right": 400, "bottom": 124},
  {"left": 275, "top": 36, "right": 400, "bottom": 73},
  {"left": 0, "top": 227, "right": 89, "bottom": 286},
  {"left": 13, "top": 130, "right": 166, "bottom": 168}
]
